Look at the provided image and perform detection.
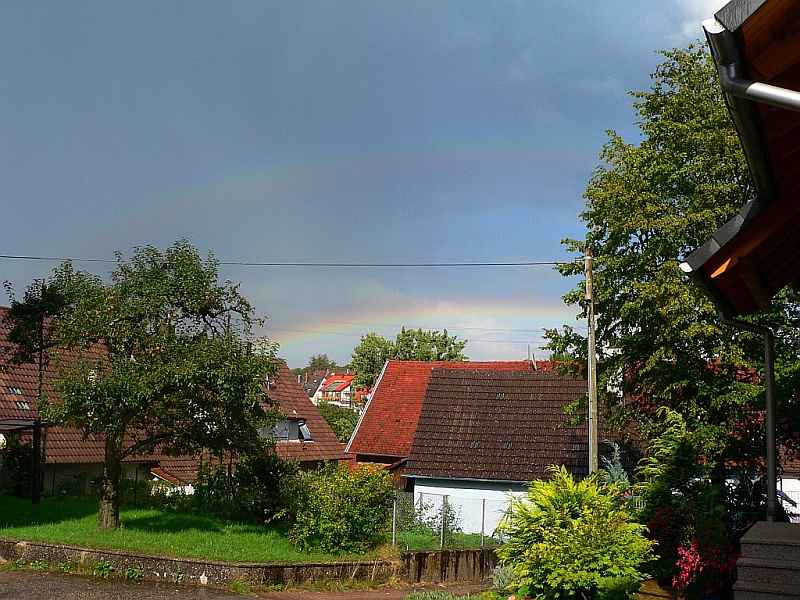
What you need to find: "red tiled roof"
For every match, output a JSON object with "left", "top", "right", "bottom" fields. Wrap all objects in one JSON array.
[
  {"left": 346, "top": 359, "right": 540, "bottom": 460},
  {"left": 405, "top": 369, "right": 637, "bottom": 482}
]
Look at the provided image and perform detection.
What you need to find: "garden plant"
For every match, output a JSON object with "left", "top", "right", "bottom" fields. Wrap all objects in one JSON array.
[{"left": 496, "top": 465, "right": 653, "bottom": 600}]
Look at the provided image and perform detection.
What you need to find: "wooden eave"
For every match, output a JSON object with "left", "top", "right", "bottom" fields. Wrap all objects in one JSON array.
[{"left": 685, "top": 0, "right": 800, "bottom": 317}]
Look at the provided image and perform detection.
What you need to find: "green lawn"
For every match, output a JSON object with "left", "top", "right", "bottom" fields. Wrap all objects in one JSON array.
[{"left": 0, "top": 495, "right": 378, "bottom": 563}]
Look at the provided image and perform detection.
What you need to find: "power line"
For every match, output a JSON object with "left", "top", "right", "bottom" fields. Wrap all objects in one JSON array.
[{"left": 0, "top": 254, "right": 566, "bottom": 268}]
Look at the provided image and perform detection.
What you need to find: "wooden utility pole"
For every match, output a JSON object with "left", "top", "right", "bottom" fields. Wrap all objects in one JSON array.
[{"left": 585, "top": 249, "right": 598, "bottom": 473}]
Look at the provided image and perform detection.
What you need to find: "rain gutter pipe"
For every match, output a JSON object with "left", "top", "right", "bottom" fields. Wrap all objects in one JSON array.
[{"left": 717, "top": 311, "right": 777, "bottom": 522}]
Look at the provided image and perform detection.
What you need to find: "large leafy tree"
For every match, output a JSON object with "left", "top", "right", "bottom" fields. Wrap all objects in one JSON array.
[
  {"left": 6, "top": 240, "right": 280, "bottom": 530},
  {"left": 545, "top": 45, "right": 800, "bottom": 477},
  {"left": 291, "top": 353, "right": 339, "bottom": 377},
  {"left": 350, "top": 327, "right": 467, "bottom": 391}
]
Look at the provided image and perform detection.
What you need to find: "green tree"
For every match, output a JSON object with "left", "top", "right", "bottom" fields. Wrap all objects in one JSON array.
[
  {"left": 350, "top": 328, "right": 467, "bottom": 391},
  {"left": 545, "top": 45, "right": 800, "bottom": 473},
  {"left": 6, "top": 240, "right": 280, "bottom": 530},
  {"left": 350, "top": 332, "right": 400, "bottom": 392},
  {"left": 291, "top": 353, "right": 338, "bottom": 377},
  {"left": 496, "top": 465, "right": 653, "bottom": 600},
  {"left": 316, "top": 401, "right": 360, "bottom": 442}
]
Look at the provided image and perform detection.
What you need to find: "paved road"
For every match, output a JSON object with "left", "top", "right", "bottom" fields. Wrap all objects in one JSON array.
[{"left": 0, "top": 570, "right": 489, "bottom": 600}]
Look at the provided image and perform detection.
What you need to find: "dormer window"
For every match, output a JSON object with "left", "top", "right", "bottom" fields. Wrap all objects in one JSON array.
[{"left": 260, "top": 417, "right": 313, "bottom": 443}]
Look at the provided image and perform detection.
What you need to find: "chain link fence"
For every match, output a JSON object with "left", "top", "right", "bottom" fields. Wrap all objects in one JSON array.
[{"left": 391, "top": 491, "right": 509, "bottom": 550}]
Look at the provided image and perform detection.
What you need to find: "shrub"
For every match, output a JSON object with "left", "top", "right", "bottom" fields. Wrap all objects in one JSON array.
[
  {"left": 289, "top": 463, "right": 393, "bottom": 553},
  {"left": 3, "top": 440, "right": 34, "bottom": 497},
  {"left": 192, "top": 452, "right": 299, "bottom": 523},
  {"left": 496, "top": 465, "right": 653, "bottom": 600},
  {"left": 634, "top": 409, "right": 740, "bottom": 597}
]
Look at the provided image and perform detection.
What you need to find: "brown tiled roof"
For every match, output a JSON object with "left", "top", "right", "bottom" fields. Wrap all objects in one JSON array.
[
  {"left": 2, "top": 307, "right": 344, "bottom": 476},
  {"left": 346, "top": 359, "right": 540, "bottom": 461},
  {"left": 265, "top": 361, "right": 347, "bottom": 463},
  {"left": 404, "top": 368, "right": 635, "bottom": 482}
]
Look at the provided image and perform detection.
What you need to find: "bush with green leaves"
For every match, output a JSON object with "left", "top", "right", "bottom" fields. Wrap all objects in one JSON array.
[
  {"left": 289, "top": 463, "right": 393, "bottom": 553},
  {"left": 634, "top": 409, "right": 740, "bottom": 597},
  {"left": 193, "top": 452, "right": 299, "bottom": 523},
  {"left": 496, "top": 465, "right": 653, "bottom": 600},
  {"left": 3, "top": 440, "right": 34, "bottom": 497}
]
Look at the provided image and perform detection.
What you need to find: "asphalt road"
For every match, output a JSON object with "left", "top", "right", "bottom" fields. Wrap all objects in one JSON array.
[{"left": 0, "top": 570, "right": 490, "bottom": 600}]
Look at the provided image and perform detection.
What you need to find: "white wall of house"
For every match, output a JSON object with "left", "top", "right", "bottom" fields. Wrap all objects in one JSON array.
[
  {"left": 779, "top": 474, "right": 800, "bottom": 522},
  {"left": 410, "top": 477, "right": 528, "bottom": 536}
]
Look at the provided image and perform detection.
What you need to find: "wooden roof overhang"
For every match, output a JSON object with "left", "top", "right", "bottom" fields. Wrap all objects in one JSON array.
[{"left": 681, "top": 0, "right": 800, "bottom": 317}]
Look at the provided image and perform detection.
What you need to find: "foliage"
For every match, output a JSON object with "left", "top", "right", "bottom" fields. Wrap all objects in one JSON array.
[
  {"left": 92, "top": 560, "right": 114, "bottom": 579},
  {"left": 316, "top": 401, "right": 360, "bottom": 442},
  {"left": 2, "top": 440, "right": 34, "bottom": 497},
  {"left": 191, "top": 452, "right": 299, "bottom": 523},
  {"left": 292, "top": 354, "right": 339, "bottom": 377},
  {"left": 545, "top": 43, "right": 800, "bottom": 467},
  {"left": 289, "top": 463, "right": 394, "bottom": 553},
  {"left": 4, "top": 240, "right": 281, "bottom": 530},
  {"left": 634, "top": 409, "right": 739, "bottom": 597},
  {"left": 496, "top": 465, "right": 653, "bottom": 600},
  {"left": 351, "top": 328, "right": 468, "bottom": 391}
]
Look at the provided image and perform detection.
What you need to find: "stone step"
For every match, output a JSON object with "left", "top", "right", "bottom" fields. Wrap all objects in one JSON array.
[
  {"left": 740, "top": 521, "right": 800, "bottom": 563},
  {"left": 735, "top": 579, "right": 800, "bottom": 599},
  {"left": 737, "top": 556, "right": 800, "bottom": 586}
]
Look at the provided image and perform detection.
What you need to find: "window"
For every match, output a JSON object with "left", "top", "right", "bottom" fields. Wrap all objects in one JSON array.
[
  {"left": 6, "top": 386, "right": 23, "bottom": 395},
  {"left": 261, "top": 418, "right": 313, "bottom": 442},
  {"left": 502, "top": 441, "right": 513, "bottom": 450},
  {"left": 15, "top": 400, "right": 31, "bottom": 410},
  {"left": 469, "top": 440, "right": 480, "bottom": 449}
]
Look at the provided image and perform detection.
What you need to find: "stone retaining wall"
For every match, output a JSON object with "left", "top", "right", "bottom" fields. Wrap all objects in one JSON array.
[{"left": 0, "top": 538, "right": 496, "bottom": 587}]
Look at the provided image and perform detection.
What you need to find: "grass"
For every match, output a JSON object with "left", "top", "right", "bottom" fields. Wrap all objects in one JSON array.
[{"left": 0, "top": 495, "right": 381, "bottom": 564}]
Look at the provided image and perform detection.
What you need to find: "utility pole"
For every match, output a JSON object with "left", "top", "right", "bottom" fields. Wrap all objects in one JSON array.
[{"left": 585, "top": 249, "right": 598, "bottom": 473}]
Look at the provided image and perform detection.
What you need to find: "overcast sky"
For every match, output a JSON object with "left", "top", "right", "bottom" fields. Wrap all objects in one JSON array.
[{"left": 1, "top": 1, "right": 728, "bottom": 368}]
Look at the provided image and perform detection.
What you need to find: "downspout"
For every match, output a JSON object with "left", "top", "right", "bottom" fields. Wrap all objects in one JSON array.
[{"left": 717, "top": 311, "right": 777, "bottom": 522}]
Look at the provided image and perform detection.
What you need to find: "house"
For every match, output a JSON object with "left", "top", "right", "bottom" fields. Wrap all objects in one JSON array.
[
  {"left": 149, "top": 361, "right": 349, "bottom": 490},
  {"left": 261, "top": 361, "right": 347, "bottom": 467},
  {"left": 345, "top": 359, "right": 541, "bottom": 471},
  {"left": 316, "top": 373, "right": 355, "bottom": 408},
  {"left": 402, "top": 368, "right": 638, "bottom": 534},
  {"left": 0, "top": 307, "right": 345, "bottom": 496}
]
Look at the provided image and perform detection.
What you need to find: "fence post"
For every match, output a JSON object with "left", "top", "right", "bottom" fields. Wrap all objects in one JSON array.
[
  {"left": 481, "top": 498, "right": 486, "bottom": 547},
  {"left": 440, "top": 495, "right": 448, "bottom": 549},
  {"left": 392, "top": 492, "right": 396, "bottom": 546}
]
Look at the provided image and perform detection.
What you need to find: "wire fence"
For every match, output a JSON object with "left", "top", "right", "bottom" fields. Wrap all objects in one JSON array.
[
  {"left": 391, "top": 491, "right": 510, "bottom": 551},
  {"left": 389, "top": 488, "right": 800, "bottom": 550}
]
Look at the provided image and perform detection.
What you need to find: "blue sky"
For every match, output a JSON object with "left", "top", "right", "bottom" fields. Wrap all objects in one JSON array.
[{"left": 1, "top": 1, "right": 727, "bottom": 368}]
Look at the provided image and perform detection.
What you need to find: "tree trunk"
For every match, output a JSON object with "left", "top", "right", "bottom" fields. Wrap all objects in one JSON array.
[{"left": 98, "top": 436, "right": 122, "bottom": 530}]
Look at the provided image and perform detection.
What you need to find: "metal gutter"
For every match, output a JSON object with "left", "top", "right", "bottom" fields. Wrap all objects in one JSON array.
[
  {"left": 717, "top": 312, "right": 778, "bottom": 521},
  {"left": 703, "top": 18, "right": 778, "bottom": 204}
]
